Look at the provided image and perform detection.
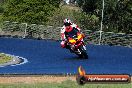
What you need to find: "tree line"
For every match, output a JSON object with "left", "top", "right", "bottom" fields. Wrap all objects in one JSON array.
[
  {"left": 76, "top": 0, "right": 132, "bottom": 33},
  {"left": 0, "top": 0, "right": 131, "bottom": 34}
]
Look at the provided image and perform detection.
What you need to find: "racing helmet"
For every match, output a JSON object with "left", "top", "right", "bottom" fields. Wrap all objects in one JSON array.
[{"left": 64, "top": 18, "right": 72, "bottom": 26}]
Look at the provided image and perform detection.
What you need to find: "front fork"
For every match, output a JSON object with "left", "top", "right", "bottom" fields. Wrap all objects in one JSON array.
[
  {"left": 75, "top": 41, "right": 86, "bottom": 50},
  {"left": 75, "top": 42, "right": 86, "bottom": 54}
]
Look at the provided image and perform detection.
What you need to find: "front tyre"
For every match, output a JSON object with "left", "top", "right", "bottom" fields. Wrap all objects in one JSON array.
[{"left": 78, "top": 46, "right": 88, "bottom": 59}]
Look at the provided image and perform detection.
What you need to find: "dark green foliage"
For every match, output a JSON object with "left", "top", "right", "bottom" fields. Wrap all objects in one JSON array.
[
  {"left": 0, "top": 1, "right": 4, "bottom": 13},
  {"left": 76, "top": 0, "right": 132, "bottom": 34},
  {"left": 76, "top": 0, "right": 84, "bottom": 7},
  {"left": 103, "top": 0, "right": 132, "bottom": 33},
  {"left": 0, "top": 6, "right": 4, "bottom": 13},
  {"left": 2, "top": 0, "right": 60, "bottom": 25}
]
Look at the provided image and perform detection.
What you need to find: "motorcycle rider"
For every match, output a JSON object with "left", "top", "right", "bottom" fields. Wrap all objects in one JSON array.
[{"left": 60, "top": 18, "right": 84, "bottom": 50}]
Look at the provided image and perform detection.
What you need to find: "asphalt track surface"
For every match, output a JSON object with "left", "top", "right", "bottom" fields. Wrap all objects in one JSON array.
[{"left": 0, "top": 38, "right": 132, "bottom": 75}]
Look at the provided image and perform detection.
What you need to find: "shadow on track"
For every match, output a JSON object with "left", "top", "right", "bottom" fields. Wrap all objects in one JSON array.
[{"left": 64, "top": 56, "right": 87, "bottom": 61}]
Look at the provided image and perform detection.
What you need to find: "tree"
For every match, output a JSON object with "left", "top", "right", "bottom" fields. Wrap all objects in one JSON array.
[
  {"left": 2, "top": 0, "right": 60, "bottom": 25},
  {"left": 76, "top": 0, "right": 99, "bottom": 14},
  {"left": 103, "top": 0, "right": 132, "bottom": 33},
  {"left": 76, "top": 0, "right": 132, "bottom": 33},
  {"left": 0, "top": 6, "right": 4, "bottom": 13},
  {"left": 76, "top": 0, "right": 84, "bottom": 7}
]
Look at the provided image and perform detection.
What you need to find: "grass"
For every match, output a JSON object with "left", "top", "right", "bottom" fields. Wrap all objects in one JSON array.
[
  {"left": 0, "top": 53, "right": 12, "bottom": 64},
  {"left": 0, "top": 80, "right": 131, "bottom": 88}
]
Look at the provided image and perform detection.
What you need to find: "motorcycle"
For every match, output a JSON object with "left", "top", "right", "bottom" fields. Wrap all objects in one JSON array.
[{"left": 67, "top": 33, "right": 88, "bottom": 59}]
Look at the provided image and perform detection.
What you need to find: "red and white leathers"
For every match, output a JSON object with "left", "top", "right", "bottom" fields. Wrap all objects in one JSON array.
[{"left": 60, "top": 23, "right": 81, "bottom": 48}]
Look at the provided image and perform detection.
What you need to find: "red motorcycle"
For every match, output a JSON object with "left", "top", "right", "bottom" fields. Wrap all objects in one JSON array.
[{"left": 67, "top": 33, "right": 88, "bottom": 59}]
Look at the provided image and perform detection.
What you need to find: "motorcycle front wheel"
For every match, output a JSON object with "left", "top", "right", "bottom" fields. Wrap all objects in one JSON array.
[{"left": 78, "top": 45, "right": 88, "bottom": 59}]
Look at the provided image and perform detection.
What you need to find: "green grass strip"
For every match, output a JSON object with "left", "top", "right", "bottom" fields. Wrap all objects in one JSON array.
[
  {"left": 0, "top": 53, "right": 12, "bottom": 64},
  {"left": 0, "top": 80, "right": 131, "bottom": 88}
]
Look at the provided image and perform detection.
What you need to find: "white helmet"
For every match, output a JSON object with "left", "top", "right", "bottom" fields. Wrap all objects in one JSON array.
[{"left": 63, "top": 18, "right": 72, "bottom": 26}]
